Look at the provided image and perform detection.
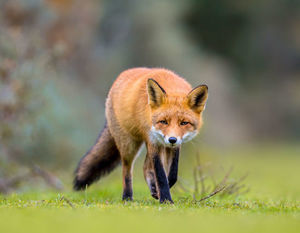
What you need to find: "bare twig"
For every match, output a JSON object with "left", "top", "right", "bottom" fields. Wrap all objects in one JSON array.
[
  {"left": 177, "top": 151, "right": 249, "bottom": 202},
  {"left": 0, "top": 172, "right": 31, "bottom": 194},
  {"left": 221, "top": 172, "right": 249, "bottom": 196},
  {"left": 198, "top": 185, "right": 227, "bottom": 202},
  {"left": 218, "top": 166, "right": 233, "bottom": 187},
  {"left": 0, "top": 163, "right": 64, "bottom": 194},
  {"left": 31, "top": 164, "right": 63, "bottom": 190},
  {"left": 60, "top": 196, "right": 75, "bottom": 209}
]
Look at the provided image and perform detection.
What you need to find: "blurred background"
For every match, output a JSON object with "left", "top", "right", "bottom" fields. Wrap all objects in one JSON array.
[{"left": 0, "top": 0, "right": 299, "bottom": 194}]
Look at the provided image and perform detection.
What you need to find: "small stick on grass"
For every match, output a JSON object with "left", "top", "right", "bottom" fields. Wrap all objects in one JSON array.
[
  {"left": 198, "top": 185, "right": 227, "bottom": 202},
  {"left": 177, "top": 151, "right": 249, "bottom": 202},
  {"left": 60, "top": 196, "right": 75, "bottom": 209}
]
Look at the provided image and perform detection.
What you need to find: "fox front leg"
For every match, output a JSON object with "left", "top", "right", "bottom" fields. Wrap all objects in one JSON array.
[
  {"left": 166, "top": 147, "right": 179, "bottom": 189},
  {"left": 153, "top": 155, "right": 173, "bottom": 203},
  {"left": 150, "top": 148, "right": 173, "bottom": 203}
]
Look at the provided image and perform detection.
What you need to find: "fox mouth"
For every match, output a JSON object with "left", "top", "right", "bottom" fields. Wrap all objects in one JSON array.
[{"left": 165, "top": 143, "right": 180, "bottom": 148}]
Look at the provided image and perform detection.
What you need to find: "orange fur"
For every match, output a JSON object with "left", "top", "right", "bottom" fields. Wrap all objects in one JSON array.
[{"left": 74, "top": 67, "right": 208, "bottom": 203}]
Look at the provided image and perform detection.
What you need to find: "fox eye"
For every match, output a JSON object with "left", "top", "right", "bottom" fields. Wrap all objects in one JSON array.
[
  {"left": 159, "top": 120, "right": 168, "bottom": 125},
  {"left": 180, "top": 121, "right": 189, "bottom": 126}
]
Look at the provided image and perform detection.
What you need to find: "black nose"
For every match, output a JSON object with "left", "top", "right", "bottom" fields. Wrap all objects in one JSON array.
[{"left": 168, "top": 137, "right": 177, "bottom": 144}]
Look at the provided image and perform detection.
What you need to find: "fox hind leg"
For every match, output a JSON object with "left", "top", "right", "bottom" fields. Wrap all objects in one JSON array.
[
  {"left": 143, "top": 154, "right": 158, "bottom": 199},
  {"left": 118, "top": 140, "right": 142, "bottom": 201},
  {"left": 122, "top": 157, "right": 135, "bottom": 201}
]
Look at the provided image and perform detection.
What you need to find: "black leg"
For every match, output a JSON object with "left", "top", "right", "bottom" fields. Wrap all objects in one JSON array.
[
  {"left": 168, "top": 147, "right": 179, "bottom": 188},
  {"left": 122, "top": 158, "right": 134, "bottom": 201},
  {"left": 153, "top": 155, "right": 173, "bottom": 203},
  {"left": 122, "top": 176, "right": 133, "bottom": 201}
]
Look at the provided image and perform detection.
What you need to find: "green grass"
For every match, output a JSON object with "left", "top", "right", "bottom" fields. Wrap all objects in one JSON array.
[{"left": 1, "top": 144, "right": 299, "bottom": 233}]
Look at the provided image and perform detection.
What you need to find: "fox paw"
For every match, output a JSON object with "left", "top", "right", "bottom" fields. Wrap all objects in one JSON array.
[
  {"left": 151, "top": 192, "right": 159, "bottom": 200},
  {"left": 150, "top": 185, "right": 159, "bottom": 199}
]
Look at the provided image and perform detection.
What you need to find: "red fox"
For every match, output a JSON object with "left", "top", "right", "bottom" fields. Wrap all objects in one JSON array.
[{"left": 74, "top": 68, "right": 208, "bottom": 203}]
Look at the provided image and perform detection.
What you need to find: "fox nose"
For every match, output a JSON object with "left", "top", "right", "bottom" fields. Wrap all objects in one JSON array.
[{"left": 168, "top": 137, "right": 177, "bottom": 144}]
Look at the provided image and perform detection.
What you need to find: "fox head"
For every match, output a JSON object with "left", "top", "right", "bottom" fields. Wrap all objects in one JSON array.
[{"left": 147, "top": 79, "right": 208, "bottom": 148}]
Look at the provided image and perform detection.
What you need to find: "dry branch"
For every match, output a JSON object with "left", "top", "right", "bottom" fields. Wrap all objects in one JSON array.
[
  {"left": 176, "top": 151, "right": 249, "bottom": 202},
  {"left": 31, "top": 165, "right": 63, "bottom": 190},
  {"left": 0, "top": 163, "right": 64, "bottom": 194},
  {"left": 198, "top": 185, "right": 226, "bottom": 202},
  {"left": 60, "top": 196, "right": 75, "bottom": 209}
]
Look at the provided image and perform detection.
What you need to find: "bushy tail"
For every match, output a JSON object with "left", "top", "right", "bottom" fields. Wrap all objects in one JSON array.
[{"left": 73, "top": 123, "right": 121, "bottom": 190}]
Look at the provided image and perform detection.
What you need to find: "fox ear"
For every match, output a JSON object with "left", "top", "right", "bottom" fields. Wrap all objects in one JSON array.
[
  {"left": 187, "top": 85, "right": 208, "bottom": 113},
  {"left": 147, "top": 79, "right": 166, "bottom": 108}
]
